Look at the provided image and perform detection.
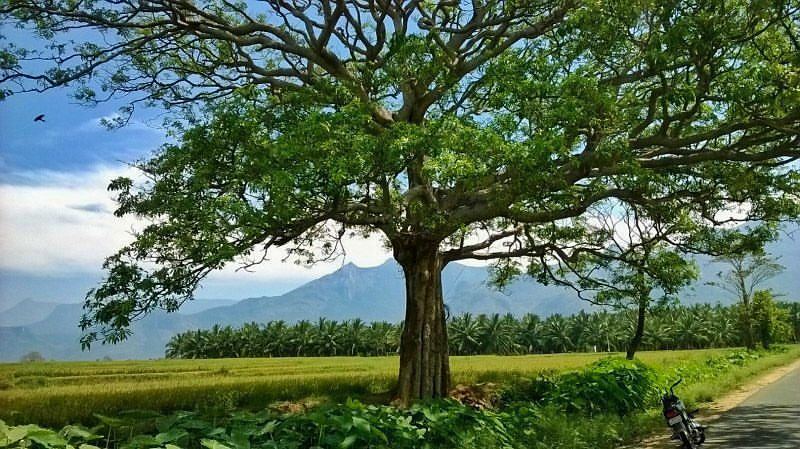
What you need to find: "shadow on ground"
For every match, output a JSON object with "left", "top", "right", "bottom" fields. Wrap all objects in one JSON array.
[{"left": 701, "top": 405, "right": 800, "bottom": 449}]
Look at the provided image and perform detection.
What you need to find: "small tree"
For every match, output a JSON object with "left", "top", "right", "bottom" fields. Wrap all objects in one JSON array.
[
  {"left": 783, "top": 302, "right": 800, "bottom": 343},
  {"left": 751, "top": 290, "right": 790, "bottom": 349},
  {"left": 19, "top": 351, "right": 44, "bottom": 363},
  {"left": 711, "top": 253, "right": 784, "bottom": 349},
  {"left": 526, "top": 204, "right": 699, "bottom": 359}
]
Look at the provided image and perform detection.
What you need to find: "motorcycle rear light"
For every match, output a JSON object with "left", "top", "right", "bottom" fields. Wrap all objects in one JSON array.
[{"left": 665, "top": 409, "right": 680, "bottom": 418}]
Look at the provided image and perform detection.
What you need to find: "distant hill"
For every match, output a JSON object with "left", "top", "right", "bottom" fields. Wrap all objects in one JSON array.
[
  {"left": 0, "top": 225, "right": 797, "bottom": 361},
  {"left": 183, "top": 261, "right": 593, "bottom": 328},
  {"left": 0, "top": 261, "right": 593, "bottom": 361},
  {"left": 0, "top": 299, "right": 59, "bottom": 327},
  {"left": 0, "top": 297, "right": 239, "bottom": 329},
  {"left": 173, "top": 298, "right": 241, "bottom": 315}
]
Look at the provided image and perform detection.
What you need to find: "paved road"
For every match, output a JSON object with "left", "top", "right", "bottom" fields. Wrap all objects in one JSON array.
[{"left": 701, "top": 365, "right": 800, "bottom": 449}]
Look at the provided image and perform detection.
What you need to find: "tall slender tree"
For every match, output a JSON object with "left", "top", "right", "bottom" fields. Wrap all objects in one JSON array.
[
  {"left": 537, "top": 204, "right": 700, "bottom": 359},
  {"left": 4, "top": 0, "right": 800, "bottom": 402},
  {"left": 711, "top": 252, "right": 785, "bottom": 349}
]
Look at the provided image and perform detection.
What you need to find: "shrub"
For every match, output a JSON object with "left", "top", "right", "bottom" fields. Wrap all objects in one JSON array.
[
  {"left": 543, "top": 359, "right": 657, "bottom": 416},
  {"left": 503, "top": 359, "right": 657, "bottom": 416}
]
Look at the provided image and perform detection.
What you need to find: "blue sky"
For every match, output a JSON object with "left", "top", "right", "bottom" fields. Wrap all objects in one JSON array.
[{"left": 0, "top": 48, "right": 391, "bottom": 311}]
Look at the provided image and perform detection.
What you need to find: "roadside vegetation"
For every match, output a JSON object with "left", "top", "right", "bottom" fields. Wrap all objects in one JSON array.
[
  {"left": 0, "top": 349, "right": 728, "bottom": 426},
  {"left": 164, "top": 302, "right": 800, "bottom": 359},
  {"left": 2, "top": 346, "right": 799, "bottom": 449}
]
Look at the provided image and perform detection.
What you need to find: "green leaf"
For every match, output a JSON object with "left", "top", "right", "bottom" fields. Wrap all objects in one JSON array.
[
  {"left": 257, "top": 421, "right": 278, "bottom": 436},
  {"left": 93, "top": 414, "right": 127, "bottom": 429},
  {"left": 228, "top": 430, "right": 250, "bottom": 449},
  {"left": 0, "top": 426, "right": 29, "bottom": 447},
  {"left": 200, "top": 439, "right": 232, "bottom": 449},
  {"left": 350, "top": 416, "right": 370, "bottom": 434},
  {"left": 154, "top": 429, "right": 187, "bottom": 445},
  {"left": 61, "top": 426, "right": 101, "bottom": 442},
  {"left": 27, "top": 429, "right": 68, "bottom": 448},
  {"left": 338, "top": 435, "right": 357, "bottom": 449},
  {"left": 124, "top": 434, "right": 160, "bottom": 449}
]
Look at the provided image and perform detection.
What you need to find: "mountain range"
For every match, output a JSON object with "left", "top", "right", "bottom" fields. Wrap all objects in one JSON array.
[{"left": 0, "top": 227, "right": 797, "bottom": 361}]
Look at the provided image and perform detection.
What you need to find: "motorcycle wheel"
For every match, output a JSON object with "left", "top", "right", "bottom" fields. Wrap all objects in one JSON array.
[
  {"left": 695, "top": 428, "right": 706, "bottom": 445},
  {"left": 679, "top": 433, "right": 695, "bottom": 449}
]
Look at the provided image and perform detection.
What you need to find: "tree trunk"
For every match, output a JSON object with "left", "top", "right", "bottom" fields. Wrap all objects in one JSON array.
[
  {"left": 741, "top": 295, "right": 756, "bottom": 350},
  {"left": 626, "top": 301, "right": 647, "bottom": 360},
  {"left": 395, "top": 243, "right": 450, "bottom": 405}
]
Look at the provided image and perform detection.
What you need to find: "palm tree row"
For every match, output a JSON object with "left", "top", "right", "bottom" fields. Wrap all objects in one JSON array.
[
  {"left": 166, "top": 319, "right": 399, "bottom": 359},
  {"left": 165, "top": 303, "right": 799, "bottom": 359}
]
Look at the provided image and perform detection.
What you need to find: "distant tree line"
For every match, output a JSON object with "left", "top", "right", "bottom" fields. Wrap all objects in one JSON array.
[
  {"left": 19, "top": 351, "right": 45, "bottom": 363},
  {"left": 166, "top": 302, "right": 800, "bottom": 359}
]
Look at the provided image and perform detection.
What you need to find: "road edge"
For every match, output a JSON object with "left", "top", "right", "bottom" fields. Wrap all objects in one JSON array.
[
  {"left": 629, "top": 355, "right": 800, "bottom": 449},
  {"left": 699, "top": 356, "right": 800, "bottom": 420}
]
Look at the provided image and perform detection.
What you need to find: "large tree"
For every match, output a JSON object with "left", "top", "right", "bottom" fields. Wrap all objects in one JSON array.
[{"left": 3, "top": 0, "right": 800, "bottom": 403}]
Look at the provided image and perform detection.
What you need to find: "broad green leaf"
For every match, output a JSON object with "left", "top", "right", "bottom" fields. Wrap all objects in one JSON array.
[
  {"left": 350, "top": 416, "right": 370, "bottom": 434},
  {"left": 27, "top": 429, "right": 68, "bottom": 448},
  {"left": 61, "top": 426, "right": 101, "bottom": 442},
  {"left": 200, "top": 439, "right": 232, "bottom": 449},
  {"left": 338, "top": 435, "right": 357, "bottom": 449},
  {"left": 154, "top": 429, "right": 187, "bottom": 445},
  {"left": 0, "top": 426, "right": 29, "bottom": 447}
]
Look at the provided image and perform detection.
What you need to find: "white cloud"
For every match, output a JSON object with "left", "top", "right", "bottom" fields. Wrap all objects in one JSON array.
[
  {"left": 0, "top": 165, "right": 141, "bottom": 274},
  {"left": 0, "top": 165, "right": 391, "bottom": 283}
]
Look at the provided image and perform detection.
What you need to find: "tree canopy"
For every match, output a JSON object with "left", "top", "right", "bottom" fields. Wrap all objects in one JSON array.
[{"left": 3, "top": 0, "right": 800, "bottom": 401}]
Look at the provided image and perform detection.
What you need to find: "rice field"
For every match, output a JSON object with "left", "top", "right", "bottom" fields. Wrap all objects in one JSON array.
[{"left": 0, "top": 347, "right": 790, "bottom": 426}]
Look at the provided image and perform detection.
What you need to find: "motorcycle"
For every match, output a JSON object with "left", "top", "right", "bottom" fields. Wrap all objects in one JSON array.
[{"left": 662, "top": 378, "right": 706, "bottom": 448}]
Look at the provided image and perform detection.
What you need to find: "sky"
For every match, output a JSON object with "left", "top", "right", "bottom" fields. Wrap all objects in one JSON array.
[{"left": 0, "top": 65, "right": 391, "bottom": 311}]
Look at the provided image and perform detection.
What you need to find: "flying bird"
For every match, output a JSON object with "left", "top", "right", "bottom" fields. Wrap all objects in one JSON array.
[{"left": 34, "top": 114, "right": 45, "bottom": 122}]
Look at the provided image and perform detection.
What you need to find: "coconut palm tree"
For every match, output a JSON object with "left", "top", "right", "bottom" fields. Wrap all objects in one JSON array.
[
  {"left": 448, "top": 313, "right": 483, "bottom": 355},
  {"left": 517, "top": 314, "right": 544, "bottom": 354},
  {"left": 289, "top": 320, "right": 316, "bottom": 357},
  {"left": 543, "top": 315, "right": 574, "bottom": 353},
  {"left": 479, "top": 313, "right": 519, "bottom": 355},
  {"left": 315, "top": 318, "right": 342, "bottom": 356}
]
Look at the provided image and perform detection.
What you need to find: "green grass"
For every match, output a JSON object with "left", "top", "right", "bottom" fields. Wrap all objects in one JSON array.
[
  {"left": 676, "top": 346, "right": 800, "bottom": 404},
  {"left": 0, "top": 347, "right": 795, "bottom": 427}
]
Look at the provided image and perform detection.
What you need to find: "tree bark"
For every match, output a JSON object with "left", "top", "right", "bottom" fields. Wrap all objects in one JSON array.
[
  {"left": 626, "top": 300, "right": 647, "bottom": 360},
  {"left": 395, "top": 242, "right": 450, "bottom": 405},
  {"left": 741, "top": 295, "right": 756, "bottom": 350}
]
